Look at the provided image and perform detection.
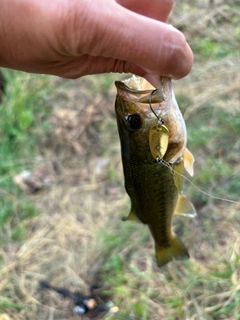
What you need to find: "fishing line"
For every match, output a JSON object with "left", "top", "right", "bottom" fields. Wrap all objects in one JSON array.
[
  {"left": 149, "top": 89, "right": 239, "bottom": 205},
  {"left": 159, "top": 159, "right": 240, "bottom": 205}
]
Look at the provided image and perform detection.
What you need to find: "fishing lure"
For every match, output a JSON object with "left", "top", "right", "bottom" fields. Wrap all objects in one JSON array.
[{"left": 149, "top": 88, "right": 169, "bottom": 161}]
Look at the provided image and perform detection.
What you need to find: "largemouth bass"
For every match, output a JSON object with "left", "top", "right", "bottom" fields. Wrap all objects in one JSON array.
[{"left": 115, "top": 76, "right": 196, "bottom": 267}]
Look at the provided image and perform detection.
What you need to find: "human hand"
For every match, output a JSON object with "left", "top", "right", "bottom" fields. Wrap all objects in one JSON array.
[{"left": 0, "top": 0, "right": 193, "bottom": 86}]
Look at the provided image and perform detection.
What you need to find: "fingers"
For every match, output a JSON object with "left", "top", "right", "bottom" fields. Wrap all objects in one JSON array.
[
  {"left": 40, "top": 55, "right": 146, "bottom": 79},
  {"left": 49, "top": 0, "right": 192, "bottom": 83},
  {"left": 0, "top": 0, "right": 192, "bottom": 84},
  {"left": 116, "top": 0, "right": 174, "bottom": 22}
]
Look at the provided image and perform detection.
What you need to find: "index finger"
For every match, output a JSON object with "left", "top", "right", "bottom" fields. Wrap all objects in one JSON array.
[{"left": 116, "top": 0, "right": 174, "bottom": 22}]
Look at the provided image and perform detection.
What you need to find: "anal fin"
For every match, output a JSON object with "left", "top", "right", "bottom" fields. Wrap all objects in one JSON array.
[{"left": 174, "top": 194, "right": 197, "bottom": 218}]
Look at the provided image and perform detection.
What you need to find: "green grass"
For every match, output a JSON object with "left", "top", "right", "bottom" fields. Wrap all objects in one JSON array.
[
  {"left": 186, "top": 107, "right": 240, "bottom": 205},
  {"left": 193, "top": 37, "right": 235, "bottom": 60},
  {"left": 0, "top": 70, "right": 54, "bottom": 316},
  {"left": 0, "top": 70, "right": 51, "bottom": 156},
  {"left": 0, "top": 297, "right": 25, "bottom": 312},
  {"left": 0, "top": 70, "right": 52, "bottom": 243}
]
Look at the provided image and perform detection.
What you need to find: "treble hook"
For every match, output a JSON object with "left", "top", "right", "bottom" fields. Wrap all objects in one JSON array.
[{"left": 149, "top": 89, "right": 164, "bottom": 126}]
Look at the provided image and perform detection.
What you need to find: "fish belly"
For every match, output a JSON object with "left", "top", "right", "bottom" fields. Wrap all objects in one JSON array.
[{"left": 125, "top": 162, "right": 178, "bottom": 243}]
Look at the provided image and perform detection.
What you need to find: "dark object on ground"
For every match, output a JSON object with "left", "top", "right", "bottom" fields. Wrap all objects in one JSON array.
[
  {"left": 39, "top": 281, "right": 97, "bottom": 315},
  {"left": 39, "top": 281, "right": 138, "bottom": 319}
]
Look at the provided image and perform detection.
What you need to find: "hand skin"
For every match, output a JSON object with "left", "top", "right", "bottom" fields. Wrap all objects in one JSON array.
[{"left": 0, "top": 0, "right": 193, "bottom": 87}]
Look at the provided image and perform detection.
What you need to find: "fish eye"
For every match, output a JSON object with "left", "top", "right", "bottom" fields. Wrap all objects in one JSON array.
[{"left": 127, "top": 114, "right": 141, "bottom": 130}]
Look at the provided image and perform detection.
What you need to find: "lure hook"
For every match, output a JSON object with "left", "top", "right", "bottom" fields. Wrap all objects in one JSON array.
[{"left": 149, "top": 89, "right": 164, "bottom": 126}]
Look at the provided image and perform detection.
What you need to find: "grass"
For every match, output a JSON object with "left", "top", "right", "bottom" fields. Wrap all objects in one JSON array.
[
  {"left": 0, "top": 1, "right": 240, "bottom": 319},
  {"left": 0, "top": 70, "right": 53, "bottom": 315},
  {"left": 0, "top": 70, "right": 52, "bottom": 236}
]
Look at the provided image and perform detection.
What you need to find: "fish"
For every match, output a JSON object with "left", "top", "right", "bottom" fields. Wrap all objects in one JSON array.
[{"left": 115, "top": 75, "right": 196, "bottom": 267}]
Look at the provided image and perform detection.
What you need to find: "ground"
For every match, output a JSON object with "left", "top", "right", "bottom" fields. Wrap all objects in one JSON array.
[{"left": 0, "top": 0, "right": 240, "bottom": 319}]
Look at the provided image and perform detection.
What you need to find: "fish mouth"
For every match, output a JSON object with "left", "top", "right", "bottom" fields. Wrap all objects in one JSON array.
[
  {"left": 115, "top": 80, "right": 153, "bottom": 95},
  {"left": 115, "top": 76, "right": 165, "bottom": 104}
]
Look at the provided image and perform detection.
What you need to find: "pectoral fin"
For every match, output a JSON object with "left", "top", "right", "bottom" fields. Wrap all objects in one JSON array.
[
  {"left": 174, "top": 194, "right": 197, "bottom": 218},
  {"left": 184, "top": 148, "right": 195, "bottom": 176},
  {"left": 122, "top": 209, "right": 140, "bottom": 222}
]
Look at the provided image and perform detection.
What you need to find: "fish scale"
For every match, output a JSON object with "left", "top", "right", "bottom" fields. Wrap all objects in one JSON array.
[{"left": 133, "top": 165, "right": 177, "bottom": 246}]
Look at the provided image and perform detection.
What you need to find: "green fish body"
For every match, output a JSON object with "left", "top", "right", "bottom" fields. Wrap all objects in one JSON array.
[{"left": 115, "top": 76, "right": 196, "bottom": 267}]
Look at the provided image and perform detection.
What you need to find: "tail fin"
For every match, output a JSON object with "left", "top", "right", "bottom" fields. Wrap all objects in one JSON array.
[{"left": 155, "top": 233, "right": 189, "bottom": 267}]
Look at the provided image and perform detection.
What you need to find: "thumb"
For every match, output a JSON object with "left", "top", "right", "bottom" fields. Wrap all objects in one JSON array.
[{"left": 83, "top": 1, "right": 193, "bottom": 80}]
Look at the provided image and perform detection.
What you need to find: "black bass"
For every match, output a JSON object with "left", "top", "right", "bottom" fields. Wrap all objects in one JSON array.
[{"left": 115, "top": 76, "right": 196, "bottom": 267}]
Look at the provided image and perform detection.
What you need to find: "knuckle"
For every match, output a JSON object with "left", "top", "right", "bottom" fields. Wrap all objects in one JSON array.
[
  {"left": 52, "top": 0, "right": 93, "bottom": 55},
  {"left": 166, "top": 29, "right": 192, "bottom": 77}
]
